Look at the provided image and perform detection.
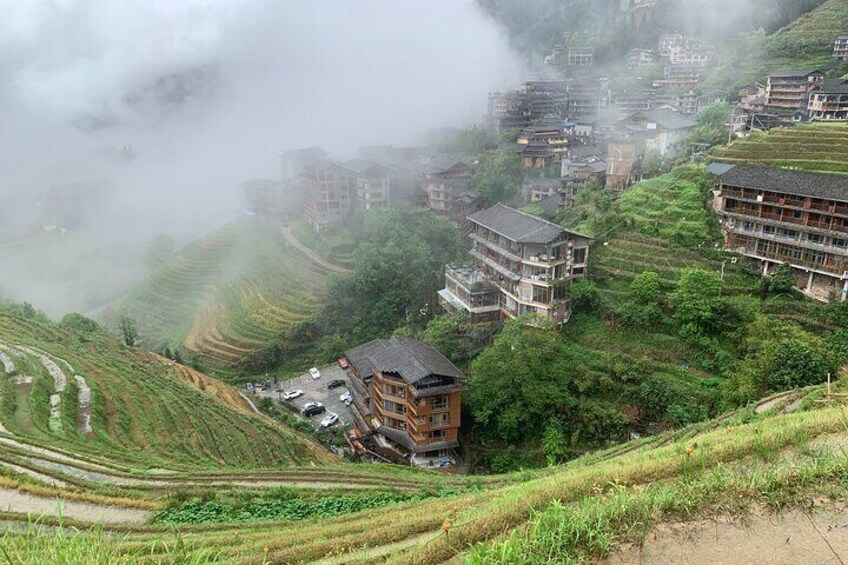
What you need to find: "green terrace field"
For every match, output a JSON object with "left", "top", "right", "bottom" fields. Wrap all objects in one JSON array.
[
  {"left": 710, "top": 123, "right": 848, "bottom": 174},
  {"left": 4, "top": 377, "right": 847, "bottom": 563},
  {"left": 0, "top": 313, "right": 331, "bottom": 471},
  {"left": 105, "top": 219, "right": 332, "bottom": 374}
]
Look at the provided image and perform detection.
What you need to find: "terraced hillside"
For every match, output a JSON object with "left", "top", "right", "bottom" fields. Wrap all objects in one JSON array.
[
  {"left": 106, "top": 219, "right": 332, "bottom": 372},
  {"left": 3, "top": 375, "right": 846, "bottom": 563},
  {"left": 0, "top": 313, "right": 331, "bottom": 471},
  {"left": 710, "top": 123, "right": 848, "bottom": 174}
]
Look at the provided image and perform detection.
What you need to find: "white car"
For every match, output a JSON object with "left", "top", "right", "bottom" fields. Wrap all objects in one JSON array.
[
  {"left": 282, "top": 389, "right": 303, "bottom": 401},
  {"left": 309, "top": 367, "right": 321, "bottom": 379},
  {"left": 339, "top": 391, "right": 352, "bottom": 403},
  {"left": 318, "top": 412, "right": 339, "bottom": 429}
]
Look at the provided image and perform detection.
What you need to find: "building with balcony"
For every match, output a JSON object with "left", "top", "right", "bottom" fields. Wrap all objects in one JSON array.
[
  {"left": 517, "top": 115, "right": 570, "bottom": 168},
  {"left": 438, "top": 265, "right": 501, "bottom": 323},
  {"left": 301, "top": 160, "right": 354, "bottom": 232},
  {"left": 344, "top": 337, "right": 467, "bottom": 464},
  {"left": 441, "top": 204, "right": 591, "bottom": 324},
  {"left": 715, "top": 164, "right": 848, "bottom": 301},
  {"left": 834, "top": 35, "right": 848, "bottom": 61},
  {"left": 765, "top": 69, "right": 825, "bottom": 111},
  {"left": 808, "top": 79, "right": 848, "bottom": 121},
  {"left": 419, "top": 157, "right": 480, "bottom": 223},
  {"left": 568, "top": 47, "right": 595, "bottom": 67}
]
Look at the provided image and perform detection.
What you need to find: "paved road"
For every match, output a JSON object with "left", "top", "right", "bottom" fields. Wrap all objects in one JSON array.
[
  {"left": 253, "top": 364, "right": 352, "bottom": 430},
  {"left": 279, "top": 225, "right": 352, "bottom": 274}
]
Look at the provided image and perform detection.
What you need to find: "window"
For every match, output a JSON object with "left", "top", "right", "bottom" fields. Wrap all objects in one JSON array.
[
  {"left": 430, "top": 413, "right": 450, "bottom": 428},
  {"left": 383, "top": 400, "right": 406, "bottom": 415},
  {"left": 383, "top": 383, "right": 405, "bottom": 398},
  {"left": 430, "top": 430, "right": 446, "bottom": 440},
  {"left": 807, "top": 233, "right": 823, "bottom": 244},
  {"left": 572, "top": 248, "right": 587, "bottom": 264},
  {"left": 430, "top": 395, "right": 449, "bottom": 410},
  {"left": 385, "top": 417, "right": 406, "bottom": 431}
]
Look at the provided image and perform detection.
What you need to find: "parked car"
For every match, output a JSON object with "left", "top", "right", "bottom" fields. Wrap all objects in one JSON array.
[
  {"left": 302, "top": 401, "right": 326, "bottom": 417},
  {"left": 339, "top": 391, "right": 352, "bottom": 403},
  {"left": 318, "top": 413, "right": 339, "bottom": 429},
  {"left": 309, "top": 367, "right": 321, "bottom": 379},
  {"left": 337, "top": 357, "right": 350, "bottom": 369},
  {"left": 327, "top": 379, "right": 346, "bottom": 390},
  {"left": 245, "top": 383, "right": 255, "bottom": 393},
  {"left": 282, "top": 389, "right": 303, "bottom": 401}
]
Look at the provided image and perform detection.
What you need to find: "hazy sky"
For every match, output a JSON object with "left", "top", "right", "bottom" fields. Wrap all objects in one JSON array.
[{"left": 0, "top": 0, "right": 521, "bottom": 237}]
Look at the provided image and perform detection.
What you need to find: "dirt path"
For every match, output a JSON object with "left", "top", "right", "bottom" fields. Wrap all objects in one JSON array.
[
  {"left": 608, "top": 506, "right": 848, "bottom": 564},
  {"left": 74, "top": 375, "right": 92, "bottom": 433},
  {"left": 280, "top": 225, "right": 352, "bottom": 274},
  {"left": 311, "top": 531, "right": 443, "bottom": 565},
  {"left": 0, "top": 486, "right": 151, "bottom": 525},
  {"left": 0, "top": 350, "right": 14, "bottom": 373}
]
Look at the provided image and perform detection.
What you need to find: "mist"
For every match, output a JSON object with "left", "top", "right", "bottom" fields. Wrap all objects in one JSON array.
[
  {"left": 0, "top": 0, "right": 520, "bottom": 236},
  {"left": 0, "top": 0, "right": 521, "bottom": 315}
]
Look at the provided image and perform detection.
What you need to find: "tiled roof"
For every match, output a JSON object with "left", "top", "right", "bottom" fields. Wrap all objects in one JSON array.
[
  {"left": 719, "top": 165, "right": 848, "bottom": 203},
  {"left": 468, "top": 203, "right": 588, "bottom": 243},
  {"left": 815, "top": 79, "right": 848, "bottom": 95},
  {"left": 345, "top": 337, "right": 465, "bottom": 385},
  {"left": 769, "top": 68, "right": 824, "bottom": 78}
]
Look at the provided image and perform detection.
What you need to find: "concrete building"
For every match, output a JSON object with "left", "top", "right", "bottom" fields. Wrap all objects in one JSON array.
[
  {"left": 715, "top": 165, "right": 848, "bottom": 301},
  {"left": 345, "top": 337, "right": 467, "bottom": 465},
  {"left": 301, "top": 160, "right": 353, "bottom": 232},
  {"left": 834, "top": 35, "right": 848, "bottom": 61},
  {"left": 808, "top": 79, "right": 848, "bottom": 121},
  {"left": 568, "top": 47, "right": 595, "bottom": 67},
  {"left": 440, "top": 204, "right": 592, "bottom": 324},
  {"left": 627, "top": 48, "right": 655, "bottom": 70}
]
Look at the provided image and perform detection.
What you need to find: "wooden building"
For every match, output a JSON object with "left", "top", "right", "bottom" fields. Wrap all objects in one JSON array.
[
  {"left": 345, "top": 337, "right": 467, "bottom": 466},
  {"left": 715, "top": 164, "right": 848, "bottom": 301}
]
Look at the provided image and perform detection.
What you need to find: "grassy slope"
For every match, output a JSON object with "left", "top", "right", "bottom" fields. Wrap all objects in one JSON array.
[
  {"left": 710, "top": 122, "right": 848, "bottom": 174},
  {"left": 0, "top": 313, "right": 330, "bottom": 470},
  {"left": 105, "top": 219, "right": 330, "bottom": 374},
  {"left": 4, "top": 385, "right": 845, "bottom": 563}
]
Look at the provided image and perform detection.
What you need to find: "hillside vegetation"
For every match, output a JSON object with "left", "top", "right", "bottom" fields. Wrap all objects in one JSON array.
[
  {"left": 710, "top": 122, "right": 848, "bottom": 174},
  {"left": 105, "top": 219, "right": 331, "bottom": 375},
  {"left": 3, "top": 383, "right": 847, "bottom": 563},
  {"left": 0, "top": 312, "right": 329, "bottom": 470}
]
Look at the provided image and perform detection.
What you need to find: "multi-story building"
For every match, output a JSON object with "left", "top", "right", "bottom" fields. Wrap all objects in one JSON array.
[
  {"left": 420, "top": 157, "right": 479, "bottom": 223},
  {"left": 301, "top": 160, "right": 353, "bottom": 232},
  {"left": 715, "top": 164, "right": 848, "bottom": 301},
  {"left": 653, "top": 64, "right": 704, "bottom": 90},
  {"left": 808, "top": 79, "right": 848, "bottom": 121},
  {"left": 517, "top": 115, "right": 570, "bottom": 168},
  {"left": 566, "top": 77, "right": 610, "bottom": 122},
  {"left": 343, "top": 158, "right": 393, "bottom": 211},
  {"left": 834, "top": 35, "right": 848, "bottom": 60},
  {"left": 765, "top": 69, "right": 825, "bottom": 111},
  {"left": 440, "top": 204, "right": 591, "bottom": 324},
  {"left": 527, "top": 178, "right": 563, "bottom": 203},
  {"left": 626, "top": 48, "right": 655, "bottom": 70},
  {"left": 568, "top": 47, "right": 595, "bottom": 67},
  {"left": 438, "top": 265, "right": 501, "bottom": 323},
  {"left": 344, "top": 337, "right": 467, "bottom": 465}
]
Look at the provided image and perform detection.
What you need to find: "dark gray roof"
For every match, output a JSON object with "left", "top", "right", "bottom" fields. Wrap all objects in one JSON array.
[
  {"left": 536, "top": 193, "right": 564, "bottom": 216},
  {"left": 623, "top": 108, "right": 696, "bottom": 130},
  {"left": 769, "top": 68, "right": 824, "bottom": 78},
  {"left": 345, "top": 337, "right": 465, "bottom": 385},
  {"left": 706, "top": 163, "right": 736, "bottom": 176},
  {"left": 468, "top": 203, "right": 588, "bottom": 243},
  {"left": 719, "top": 165, "right": 848, "bottom": 203},
  {"left": 815, "top": 79, "right": 848, "bottom": 94}
]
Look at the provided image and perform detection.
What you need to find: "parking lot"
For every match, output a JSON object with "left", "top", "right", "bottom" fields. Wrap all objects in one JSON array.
[{"left": 254, "top": 364, "right": 351, "bottom": 429}]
